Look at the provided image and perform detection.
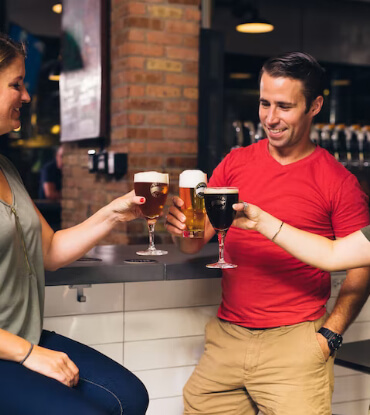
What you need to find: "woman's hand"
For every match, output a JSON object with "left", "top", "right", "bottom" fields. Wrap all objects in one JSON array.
[
  {"left": 108, "top": 190, "right": 145, "bottom": 223},
  {"left": 232, "top": 202, "right": 262, "bottom": 231},
  {"left": 23, "top": 345, "right": 79, "bottom": 387}
]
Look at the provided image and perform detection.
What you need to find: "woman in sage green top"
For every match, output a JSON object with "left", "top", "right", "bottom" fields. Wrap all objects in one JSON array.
[
  {"left": 232, "top": 202, "right": 370, "bottom": 272},
  {"left": 0, "top": 34, "right": 149, "bottom": 414}
]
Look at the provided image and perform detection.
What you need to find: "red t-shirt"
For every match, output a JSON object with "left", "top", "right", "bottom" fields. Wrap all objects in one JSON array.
[{"left": 209, "top": 139, "right": 369, "bottom": 328}]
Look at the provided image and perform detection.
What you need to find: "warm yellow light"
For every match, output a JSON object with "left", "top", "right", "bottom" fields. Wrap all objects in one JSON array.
[
  {"left": 230, "top": 73, "right": 253, "bottom": 80},
  {"left": 323, "top": 89, "right": 330, "bottom": 96},
  {"left": 49, "top": 74, "right": 60, "bottom": 81},
  {"left": 13, "top": 126, "right": 21, "bottom": 132},
  {"left": 331, "top": 79, "right": 351, "bottom": 86},
  {"left": 51, "top": 124, "right": 61, "bottom": 134},
  {"left": 52, "top": 3, "right": 62, "bottom": 14},
  {"left": 31, "top": 113, "right": 37, "bottom": 126},
  {"left": 236, "top": 22, "right": 274, "bottom": 33}
]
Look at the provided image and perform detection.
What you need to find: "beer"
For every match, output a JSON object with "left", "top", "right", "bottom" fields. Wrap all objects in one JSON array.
[
  {"left": 204, "top": 187, "right": 239, "bottom": 231},
  {"left": 134, "top": 171, "right": 170, "bottom": 256},
  {"left": 134, "top": 172, "right": 169, "bottom": 220},
  {"left": 179, "top": 170, "right": 207, "bottom": 238}
]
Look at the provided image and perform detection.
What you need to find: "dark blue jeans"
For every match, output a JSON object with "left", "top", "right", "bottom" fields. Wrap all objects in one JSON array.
[{"left": 0, "top": 330, "right": 149, "bottom": 415}]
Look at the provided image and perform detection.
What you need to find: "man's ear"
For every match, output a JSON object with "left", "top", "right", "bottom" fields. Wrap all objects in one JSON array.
[{"left": 311, "top": 95, "right": 323, "bottom": 117}]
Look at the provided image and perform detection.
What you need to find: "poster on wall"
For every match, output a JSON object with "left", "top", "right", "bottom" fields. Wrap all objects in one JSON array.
[{"left": 60, "top": 0, "right": 108, "bottom": 142}]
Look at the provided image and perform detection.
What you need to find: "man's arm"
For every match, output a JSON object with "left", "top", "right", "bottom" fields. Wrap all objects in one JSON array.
[
  {"left": 165, "top": 196, "right": 215, "bottom": 254},
  {"left": 43, "top": 182, "right": 61, "bottom": 200},
  {"left": 318, "top": 266, "right": 370, "bottom": 357}
]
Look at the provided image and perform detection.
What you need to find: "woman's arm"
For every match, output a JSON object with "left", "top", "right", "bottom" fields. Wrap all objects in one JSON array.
[
  {"left": 36, "top": 190, "right": 144, "bottom": 271},
  {"left": 233, "top": 202, "right": 370, "bottom": 271},
  {"left": 0, "top": 329, "right": 79, "bottom": 387}
]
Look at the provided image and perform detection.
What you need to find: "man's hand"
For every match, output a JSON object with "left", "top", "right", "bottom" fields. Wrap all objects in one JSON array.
[
  {"left": 23, "top": 345, "right": 79, "bottom": 387},
  {"left": 316, "top": 333, "right": 331, "bottom": 361},
  {"left": 165, "top": 196, "right": 186, "bottom": 237}
]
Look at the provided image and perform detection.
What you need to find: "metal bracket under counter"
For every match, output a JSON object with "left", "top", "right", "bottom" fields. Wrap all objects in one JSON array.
[{"left": 69, "top": 284, "right": 92, "bottom": 302}]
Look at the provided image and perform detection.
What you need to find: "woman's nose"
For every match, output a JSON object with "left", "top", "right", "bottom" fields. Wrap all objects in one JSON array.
[{"left": 21, "top": 86, "right": 31, "bottom": 103}]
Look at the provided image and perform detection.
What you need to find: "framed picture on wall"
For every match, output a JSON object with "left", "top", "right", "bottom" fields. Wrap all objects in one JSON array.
[{"left": 60, "top": 0, "right": 108, "bottom": 142}]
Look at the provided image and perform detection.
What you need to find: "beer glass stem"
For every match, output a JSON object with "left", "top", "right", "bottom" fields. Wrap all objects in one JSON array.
[
  {"left": 147, "top": 221, "right": 156, "bottom": 252},
  {"left": 217, "top": 230, "right": 227, "bottom": 264}
]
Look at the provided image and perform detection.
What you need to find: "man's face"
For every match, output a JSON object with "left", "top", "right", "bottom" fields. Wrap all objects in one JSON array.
[{"left": 259, "top": 72, "right": 322, "bottom": 152}]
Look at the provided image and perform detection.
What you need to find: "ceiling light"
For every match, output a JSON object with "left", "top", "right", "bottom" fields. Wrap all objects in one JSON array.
[
  {"left": 52, "top": 3, "right": 62, "bottom": 14},
  {"left": 236, "top": 20, "right": 274, "bottom": 33},
  {"left": 233, "top": 2, "right": 274, "bottom": 34},
  {"left": 229, "top": 73, "right": 253, "bottom": 79}
]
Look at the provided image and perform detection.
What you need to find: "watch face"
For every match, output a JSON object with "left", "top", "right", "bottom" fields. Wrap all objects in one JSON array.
[{"left": 328, "top": 334, "right": 343, "bottom": 351}]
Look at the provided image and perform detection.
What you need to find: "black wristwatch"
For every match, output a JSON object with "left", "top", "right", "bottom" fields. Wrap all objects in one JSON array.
[{"left": 318, "top": 327, "right": 343, "bottom": 355}]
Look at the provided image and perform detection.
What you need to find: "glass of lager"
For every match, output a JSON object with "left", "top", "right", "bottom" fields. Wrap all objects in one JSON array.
[
  {"left": 134, "top": 171, "right": 169, "bottom": 255},
  {"left": 204, "top": 187, "right": 239, "bottom": 268},
  {"left": 179, "top": 170, "right": 207, "bottom": 238}
]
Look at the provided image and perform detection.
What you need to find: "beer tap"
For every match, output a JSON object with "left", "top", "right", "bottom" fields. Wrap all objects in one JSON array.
[
  {"left": 349, "top": 125, "right": 360, "bottom": 166},
  {"left": 362, "top": 126, "right": 370, "bottom": 167},
  {"left": 232, "top": 121, "right": 244, "bottom": 149},
  {"left": 320, "top": 124, "right": 334, "bottom": 155},
  {"left": 357, "top": 127, "right": 365, "bottom": 167},
  {"left": 310, "top": 124, "right": 321, "bottom": 146},
  {"left": 331, "top": 126, "right": 340, "bottom": 161},
  {"left": 254, "top": 123, "right": 266, "bottom": 142},
  {"left": 243, "top": 121, "right": 256, "bottom": 146},
  {"left": 344, "top": 126, "right": 353, "bottom": 167}
]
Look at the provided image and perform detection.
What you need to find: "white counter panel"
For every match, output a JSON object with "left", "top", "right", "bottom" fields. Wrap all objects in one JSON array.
[
  {"left": 124, "top": 336, "right": 204, "bottom": 371},
  {"left": 124, "top": 306, "right": 218, "bottom": 341}
]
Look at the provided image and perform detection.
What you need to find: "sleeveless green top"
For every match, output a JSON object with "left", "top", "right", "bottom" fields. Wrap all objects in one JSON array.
[
  {"left": 361, "top": 225, "right": 370, "bottom": 242},
  {"left": 0, "top": 155, "right": 44, "bottom": 344}
]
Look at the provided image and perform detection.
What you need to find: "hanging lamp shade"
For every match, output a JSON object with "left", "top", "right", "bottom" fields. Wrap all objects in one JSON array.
[
  {"left": 234, "top": 2, "right": 274, "bottom": 34},
  {"left": 236, "top": 19, "right": 274, "bottom": 33}
]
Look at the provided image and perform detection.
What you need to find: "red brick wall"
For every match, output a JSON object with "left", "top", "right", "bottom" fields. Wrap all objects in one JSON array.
[{"left": 61, "top": 0, "right": 201, "bottom": 245}]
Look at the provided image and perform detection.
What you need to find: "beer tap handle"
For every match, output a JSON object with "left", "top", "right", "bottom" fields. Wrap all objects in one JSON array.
[
  {"left": 344, "top": 126, "right": 352, "bottom": 166},
  {"left": 243, "top": 121, "right": 255, "bottom": 145},
  {"left": 331, "top": 126, "right": 340, "bottom": 161},
  {"left": 232, "top": 121, "right": 244, "bottom": 149}
]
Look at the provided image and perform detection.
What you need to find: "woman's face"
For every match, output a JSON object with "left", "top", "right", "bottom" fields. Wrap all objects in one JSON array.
[{"left": 0, "top": 56, "right": 30, "bottom": 135}]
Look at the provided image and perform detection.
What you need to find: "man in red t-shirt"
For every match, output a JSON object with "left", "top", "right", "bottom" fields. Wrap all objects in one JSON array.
[{"left": 166, "top": 52, "right": 370, "bottom": 415}]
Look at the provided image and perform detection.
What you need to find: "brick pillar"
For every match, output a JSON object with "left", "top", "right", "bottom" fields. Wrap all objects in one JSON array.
[{"left": 61, "top": 0, "right": 201, "bottom": 245}]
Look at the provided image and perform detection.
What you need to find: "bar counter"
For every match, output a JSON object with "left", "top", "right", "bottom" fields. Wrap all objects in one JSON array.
[{"left": 45, "top": 243, "right": 222, "bottom": 286}]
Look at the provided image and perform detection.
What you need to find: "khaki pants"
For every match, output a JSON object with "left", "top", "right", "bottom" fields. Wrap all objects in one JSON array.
[{"left": 184, "top": 315, "right": 334, "bottom": 415}]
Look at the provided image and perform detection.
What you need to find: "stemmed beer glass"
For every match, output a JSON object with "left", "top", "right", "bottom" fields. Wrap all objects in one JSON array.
[
  {"left": 134, "top": 171, "right": 169, "bottom": 256},
  {"left": 204, "top": 187, "right": 239, "bottom": 268}
]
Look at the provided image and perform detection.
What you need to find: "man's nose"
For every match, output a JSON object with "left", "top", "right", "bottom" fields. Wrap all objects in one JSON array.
[{"left": 266, "top": 108, "right": 278, "bottom": 124}]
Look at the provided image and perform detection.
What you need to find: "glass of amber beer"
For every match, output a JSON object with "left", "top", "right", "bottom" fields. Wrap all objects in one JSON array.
[
  {"left": 204, "top": 187, "right": 239, "bottom": 268},
  {"left": 134, "top": 171, "right": 169, "bottom": 255},
  {"left": 179, "top": 170, "right": 207, "bottom": 238}
]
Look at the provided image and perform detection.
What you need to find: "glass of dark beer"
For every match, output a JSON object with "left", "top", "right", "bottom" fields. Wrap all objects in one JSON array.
[
  {"left": 204, "top": 187, "right": 239, "bottom": 268},
  {"left": 179, "top": 170, "right": 207, "bottom": 238},
  {"left": 134, "top": 171, "right": 169, "bottom": 255}
]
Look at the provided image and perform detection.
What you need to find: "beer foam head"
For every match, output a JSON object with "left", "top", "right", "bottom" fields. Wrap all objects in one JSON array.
[
  {"left": 134, "top": 171, "right": 169, "bottom": 184},
  {"left": 179, "top": 170, "right": 207, "bottom": 188},
  {"left": 204, "top": 187, "right": 238, "bottom": 194}
]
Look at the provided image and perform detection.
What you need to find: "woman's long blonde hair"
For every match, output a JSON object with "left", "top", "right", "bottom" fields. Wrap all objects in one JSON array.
[{"left": 0, "top": 33, "right": 26, "bottom": 72}]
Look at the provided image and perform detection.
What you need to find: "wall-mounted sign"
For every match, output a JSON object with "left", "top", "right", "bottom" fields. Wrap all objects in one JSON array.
[{"left": 60, "top": 0, "right": 108, "bottom": 142}]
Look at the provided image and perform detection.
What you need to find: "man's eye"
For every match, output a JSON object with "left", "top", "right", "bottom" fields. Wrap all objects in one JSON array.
[
  {"left": 260, "top": 102, "right": 269, "bottom": 108},
  {"left": 11, "top": 83, "right": 21, "bottom": 90}
]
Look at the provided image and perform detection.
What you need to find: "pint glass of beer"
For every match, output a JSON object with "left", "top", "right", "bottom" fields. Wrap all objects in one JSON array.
[
  {"left": 134, "top": 171, "right": 169, "bottom": 255},
  {"left": 179, "top": 170, "right": 207, "bottom": 238},
  {"left": 204, "top": 187, "right": 239, "bottom": 268}
]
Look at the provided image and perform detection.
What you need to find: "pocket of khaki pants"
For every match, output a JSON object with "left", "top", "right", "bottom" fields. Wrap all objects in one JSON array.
[{"left": 311, "top": 322, "right": 327, "bottom": 363}]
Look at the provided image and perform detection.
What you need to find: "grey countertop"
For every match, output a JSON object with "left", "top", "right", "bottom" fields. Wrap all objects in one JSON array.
[{"left": 45, "top": 243, "right": 222, "bottom": 286}]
